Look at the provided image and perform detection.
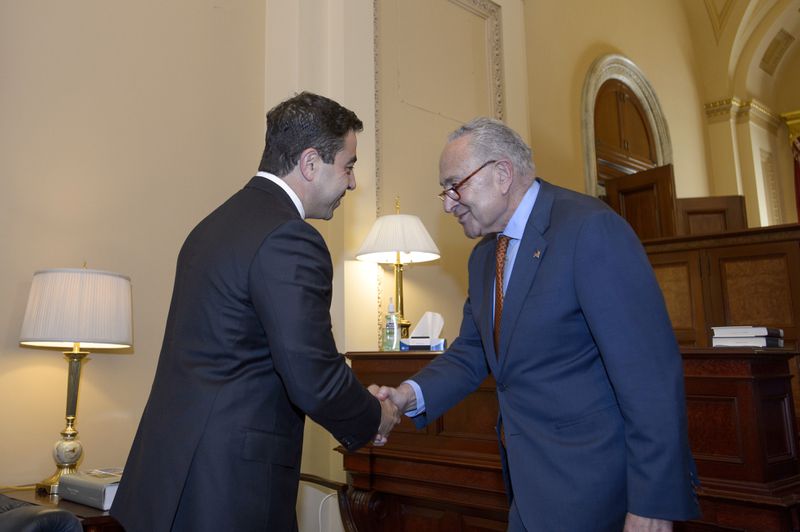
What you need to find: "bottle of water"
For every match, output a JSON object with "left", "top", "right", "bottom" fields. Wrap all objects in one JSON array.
[{"left": 382, "top": 297, "right": 400, "bottom": 351}]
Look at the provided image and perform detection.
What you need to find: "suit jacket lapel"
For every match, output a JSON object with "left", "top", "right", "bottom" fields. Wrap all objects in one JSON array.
[{"left": 497, "top": 179, "right": 554, "bottom": 363}]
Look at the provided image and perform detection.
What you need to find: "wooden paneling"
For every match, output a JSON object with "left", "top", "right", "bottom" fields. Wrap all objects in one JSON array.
[
  {"left": 676, "top": 196, "right": 747, "bottom": 236},
  {"left": 645, "top": 225, "right": 800, "bottom": 409},
  {"left": 706, "top": 242, "right": 800, "bottom": 341},
  {"left": 649, "top": 250, "right": 707, "bottom": 346}
]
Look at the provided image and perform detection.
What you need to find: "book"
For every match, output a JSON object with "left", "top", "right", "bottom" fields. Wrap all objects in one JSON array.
[
  {"left": 59, "top": 468, "right": 122, "bottom": 510},
  {"left": 712, "top": 336, "right": 784, "bottom": 348},
  {"left": 711, "top": 326, "right": 784, "bottom": 338}
]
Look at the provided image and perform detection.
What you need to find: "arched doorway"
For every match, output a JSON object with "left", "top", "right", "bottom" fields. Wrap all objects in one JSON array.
[
  {"left": 581, "top": 54, "right": 672, "bottom": 197},
  {"left": 594, "top": 78, "right": 658, "bottom": 191}
]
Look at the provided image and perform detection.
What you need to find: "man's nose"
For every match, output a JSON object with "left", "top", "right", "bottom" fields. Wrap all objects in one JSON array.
[
  {"left": 348, "top": 171, "right": 356, "bottom": 191},
  {"left": 442, "top": 195, "right": 458, "bottom": 213}
]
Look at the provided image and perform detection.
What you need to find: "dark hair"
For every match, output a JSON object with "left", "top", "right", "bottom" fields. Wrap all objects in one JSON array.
[{"left": 258, "top": 92, "right": 364, "bottom": 177}]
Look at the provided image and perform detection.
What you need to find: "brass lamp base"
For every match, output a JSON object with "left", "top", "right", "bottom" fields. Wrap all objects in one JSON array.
[
  {"left": 36, "top": 463, "right": 78, "bottom": 495},
  {"left": 399, "top": 317, "right": 411, "bottom": 339},
  {"left": 37, "top": 348, "right": 87, "bottom": 496}
]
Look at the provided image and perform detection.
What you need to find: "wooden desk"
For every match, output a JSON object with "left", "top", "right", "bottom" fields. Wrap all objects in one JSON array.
[
  {"left": 343, "top": 348, "right": 800, "bottom": 531},
  {"left": 4, "top": 489, "right": 123, "bottom": 532},
  {"left": 679, "top": 347, "right": 800, "bottom": 531},
  {"left": 340, "top": 351, "right": 506, "bottom": 532}
]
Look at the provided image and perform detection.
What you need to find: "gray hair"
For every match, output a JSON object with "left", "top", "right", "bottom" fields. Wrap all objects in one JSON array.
[{"left": 448, "top": 117, "right": 535, "bottom": 179}]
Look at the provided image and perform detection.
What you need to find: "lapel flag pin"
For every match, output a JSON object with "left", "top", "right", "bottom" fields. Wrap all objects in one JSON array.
[{"left": 533, "top": 249, "right": 542, "bottom": 259}]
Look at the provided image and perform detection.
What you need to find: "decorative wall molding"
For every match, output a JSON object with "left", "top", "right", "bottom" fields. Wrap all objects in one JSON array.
[
  {"left": 760, "top": 148, "right": 784, "bottom": 225},
  {"left": 581, "top": 54, "right": 672, "bottom": 196},
  {"left": 705, "top": 97, "right": 782, "bottom": 133},
  {"left": 373, "top": 0, "right": 384, "bottom": 344},
  {"left": 742, "top": 99, "right": 782, "bottom": 134},
  {"left": 704, "top": 97, "right": 744, "bottom": 122},
  {"left": 448, "top": 0, "right": 505, "bottom": 120},
  {"left": 395, "top": 0, "right": 504, "bottom": 122}
]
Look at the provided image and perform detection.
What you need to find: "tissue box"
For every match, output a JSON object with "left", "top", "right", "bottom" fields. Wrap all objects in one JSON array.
[
  {"left": 403, "top": 312, "right": 445, "bottom": 351},
  {"left": 400, "top": 337, "right": 446, "bottom": 351}
]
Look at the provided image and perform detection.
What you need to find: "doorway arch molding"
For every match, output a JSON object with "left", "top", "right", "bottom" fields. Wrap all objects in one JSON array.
[{"left": 581, "top": 54, "right": 673, "bottom": 196}]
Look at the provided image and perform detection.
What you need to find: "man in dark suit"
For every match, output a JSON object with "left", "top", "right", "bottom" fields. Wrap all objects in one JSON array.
[
  {"left": 376, "top": 118, "right": 699, "bottom": 531},
  {"left": 112, "top": 92, "right": 400, "bottom": 532}
]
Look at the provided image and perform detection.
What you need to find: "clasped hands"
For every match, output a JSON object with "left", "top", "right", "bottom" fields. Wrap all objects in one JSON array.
[{"left": 367, "top": 383, "right": 417, "bottom": 446}]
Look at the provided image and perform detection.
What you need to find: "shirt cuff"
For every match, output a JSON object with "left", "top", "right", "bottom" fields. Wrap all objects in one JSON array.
[{"left": 402, "top": 379, "right": 425, "bottom": 417}]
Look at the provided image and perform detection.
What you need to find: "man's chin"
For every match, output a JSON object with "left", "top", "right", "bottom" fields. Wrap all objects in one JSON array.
[
  {"left": 460, "top": 223, "right": 481, "bottom": 239},
  {"left": 322, "top": 199, "right": 342, "bottom": 220}
]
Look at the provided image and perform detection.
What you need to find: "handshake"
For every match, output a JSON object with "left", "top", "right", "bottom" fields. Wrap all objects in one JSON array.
[{"left": 367, "top": 383, "right": 417, "bottom": 446}]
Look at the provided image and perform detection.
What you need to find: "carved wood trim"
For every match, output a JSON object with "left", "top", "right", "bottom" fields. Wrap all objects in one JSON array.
[{"left": 581, "top": 54, "right": 672, "bottom": 196}]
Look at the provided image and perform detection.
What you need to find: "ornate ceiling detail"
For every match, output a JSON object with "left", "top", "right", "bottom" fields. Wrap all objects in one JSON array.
[
  {"left": 759, "top": 28, "right": 796, "bottom": 75},
  {"left": 704, "top": 0, "right": 735, "bottom": 42}
]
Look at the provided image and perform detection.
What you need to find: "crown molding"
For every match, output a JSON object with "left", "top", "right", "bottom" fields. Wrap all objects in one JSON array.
[
  {"left": 705, "top": 97, "right": 781, "bottom": 133},
  {"left": 781, "top": 110, "right": 800, "bottom": 140}
]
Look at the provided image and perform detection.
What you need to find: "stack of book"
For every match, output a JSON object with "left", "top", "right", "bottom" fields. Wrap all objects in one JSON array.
[{"left": 711, "top": 326, "right": 784, "bottom": 347}]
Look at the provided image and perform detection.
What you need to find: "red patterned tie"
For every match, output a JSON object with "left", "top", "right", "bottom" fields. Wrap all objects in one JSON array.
[{"left": 494, "top": 235, "right": 511, "bottom": 354}]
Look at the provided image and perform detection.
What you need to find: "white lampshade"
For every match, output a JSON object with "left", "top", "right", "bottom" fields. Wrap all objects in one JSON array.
[
  {"left": 356, "top": 214, "right": 440, "bottom": 264},
  {"left": 20, "top": 268, "right": 133, "bottom": 349}
]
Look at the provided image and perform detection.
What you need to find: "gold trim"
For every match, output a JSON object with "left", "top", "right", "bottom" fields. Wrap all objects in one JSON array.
[
  {"left": 703, "top": 97, "right": 743, "bottom": 120},
  {"left": 781, "top": 110, "right": 800, "bottom": 140},
  {"left": 704, "top": 98, "right": 781, "bottom": 131}
]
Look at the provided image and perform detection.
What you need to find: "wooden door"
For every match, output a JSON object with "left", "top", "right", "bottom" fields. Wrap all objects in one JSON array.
[
  {"left": 594, "top": 79, "right": 658, "bottom": 188},
  {"left": 604, "top": 164, "right": 678, "bottom": 240}
]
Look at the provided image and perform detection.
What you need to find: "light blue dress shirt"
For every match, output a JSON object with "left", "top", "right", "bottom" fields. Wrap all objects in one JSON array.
[{"left": 403, "top": 180, "right": 540, "bottom": 417}]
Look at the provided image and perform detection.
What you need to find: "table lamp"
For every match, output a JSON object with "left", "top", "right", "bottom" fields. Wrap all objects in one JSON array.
[
  {"left": 19, "top": 268, "right": 133, "bottom": 495},
  {"left": 356, "top": 207, "right": 440, "bottom": 338}
]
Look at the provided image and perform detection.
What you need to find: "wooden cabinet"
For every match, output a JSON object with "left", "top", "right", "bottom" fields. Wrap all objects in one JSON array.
[
  {"left": 343, "top": 348, "right": 800, "bottom": 531},
  {"left": 678, "top": 348, "right": 800, "bottom": 532},
  {"left": 645, "top": 224, "right": 800, "bottom": 411}
]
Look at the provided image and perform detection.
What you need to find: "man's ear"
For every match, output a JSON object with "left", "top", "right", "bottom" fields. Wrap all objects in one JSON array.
[
  {"left": 298, "top": 148, "right": 319, "bottom": 182},
  {"left": 495, "top": 160, "right": 514, "bottom": 194}
]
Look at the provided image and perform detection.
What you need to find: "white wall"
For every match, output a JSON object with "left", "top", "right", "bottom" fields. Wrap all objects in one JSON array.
[{"left": 0, "top": 0, "right": 266, "bottom": 486}]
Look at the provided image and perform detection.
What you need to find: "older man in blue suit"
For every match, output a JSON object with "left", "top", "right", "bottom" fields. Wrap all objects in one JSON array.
[{"left": 376, "top": 118, "right": 699, "bottom": 531}]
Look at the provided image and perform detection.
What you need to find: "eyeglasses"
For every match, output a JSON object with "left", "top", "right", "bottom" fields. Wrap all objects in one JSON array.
[{"left": 438, "top": 160, "right": 497, "bottom": 202}]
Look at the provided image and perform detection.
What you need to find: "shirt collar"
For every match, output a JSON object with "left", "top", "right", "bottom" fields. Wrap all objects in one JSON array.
[
  {"left": 255, "top": 171, "right": 305, "bottom": 219},
  {"left": 500, "top": 180, "right": 540, "bottom": 240}
]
